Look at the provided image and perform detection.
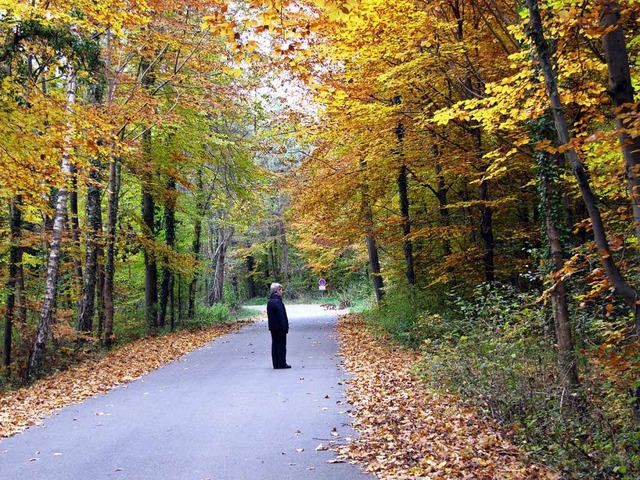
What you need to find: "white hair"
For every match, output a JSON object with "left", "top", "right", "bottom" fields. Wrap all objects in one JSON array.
[{"left": 270, "top": 283, "right": 283, "bottom": 293}]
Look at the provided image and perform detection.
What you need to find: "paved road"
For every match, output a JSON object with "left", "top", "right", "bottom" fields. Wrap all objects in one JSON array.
[{"left": 0, "top": 305, "right": 374, "bottom": 480}]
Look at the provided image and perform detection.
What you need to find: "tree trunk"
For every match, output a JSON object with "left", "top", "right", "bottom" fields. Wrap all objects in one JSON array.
[
  {"left": 599, "top": 1, "right": 640, "bottom": 246},
  {"left": 140, "top": 56, "right": 158, "bottom": 333},
  {"left": 393, "top": 108, "right": 415, "bottom": 286},
  {"left": 435, "top": 162, "right": 452, "bottom": 257},
  {"left": 158, "top": 178, "right": 176, "bottom": 329},
  {"left": 278, "top": 217, "right": 290, "bottom": 283},
  {"left": 188, "top": 173, "right": 204, "bottom": 320},
  {"left": 246, "top": 251, "right": 257, "bottom": 299},
  {"left": 360, "top": 160, "right": 385, "bottom": 304},
  {"left": 397, "top": 164, "right": 415, "bottom": 285},
  {"left": 27, "top": 67, "right": 77, "bottom": 381},
  {"left": 102, "top": 28, "right": 117, "bottom": 348},
  {"left": 3, "top": 196, "right": 23, "bottom": 367},
  {"left": 188, "top": 219, "right": 201, "bottom": 320},
  {"left": 269, "top": 241, "right": 278, "bottom": 279},
  {"left": 77, "top": 157, "right": 102, "bottom": 333},
  {"left": 103, "top": 156, "right": 120, "bottom": 348},
  {"left": 533, "top": 115, "right": 580, "bottom": 388},
  {"left": 69, "top": 163, "right": 83, "bottom": 313},
  {"left": 210, "top": 227, "right": 229, "bottom": 305},
  {"left": 478, "top": 178, "right": 495, "bottom": 284},
  {"left": 547, "top": 219, "right": 580, "bottom": 387},
  {"left": 142, "top": 172, "right": 158, "bottom": 332},
  {"left": 526, "top": 0, "right": 639, "bottom": 332}
]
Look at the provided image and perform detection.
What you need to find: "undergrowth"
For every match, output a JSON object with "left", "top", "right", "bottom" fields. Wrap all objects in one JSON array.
[{"left": 365, "top": 284, "right": 640, "bottom": 479}]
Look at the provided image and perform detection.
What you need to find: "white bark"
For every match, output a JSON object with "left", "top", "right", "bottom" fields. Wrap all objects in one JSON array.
[{"left": 27, "top": 67, "right": 77, "bottom": 380}]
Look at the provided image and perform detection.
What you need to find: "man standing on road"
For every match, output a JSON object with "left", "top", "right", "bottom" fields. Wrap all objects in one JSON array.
[{"left": 267, "top": 283, "right": 291, "bottom": 369}]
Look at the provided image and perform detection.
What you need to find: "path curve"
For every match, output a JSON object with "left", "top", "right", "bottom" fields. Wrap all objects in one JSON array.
[{"left": 0, "top": 304, "right": 374, "bottom": 480}]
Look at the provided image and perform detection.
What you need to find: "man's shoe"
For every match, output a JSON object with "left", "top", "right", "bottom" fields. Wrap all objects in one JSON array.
[{"left": 284, "top": 364, "right": 291, "bottom": 368}]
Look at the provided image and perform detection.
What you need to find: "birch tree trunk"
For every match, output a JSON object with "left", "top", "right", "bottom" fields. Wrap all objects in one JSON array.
[
  {"left": 27, "top": 67, "right": 77, "bottom": 381},
  {"left": 210, "top": 226, "right": 230, "bottom": 305}
]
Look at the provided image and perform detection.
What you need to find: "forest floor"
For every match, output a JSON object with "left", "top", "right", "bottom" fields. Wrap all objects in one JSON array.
[
  {"left": 0, "top": 310, "right": 558, "bottom": 479},
  {"left": 335, "top": 313, "right": 558, "bottom": 479}
]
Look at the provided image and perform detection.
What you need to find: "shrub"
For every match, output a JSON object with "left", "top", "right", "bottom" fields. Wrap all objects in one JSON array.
[
  {"left": 415, "top": 284, "right": 640, "bottom": 479},
  {"left": 184, "top": 303, "right": 232, "bottom": 330}
]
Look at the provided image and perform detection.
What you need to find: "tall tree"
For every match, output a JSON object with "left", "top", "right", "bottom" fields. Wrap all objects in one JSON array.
[
  {"left": 599, "top": 0, "right": 640, "bottom": 246},
  {"left": 3, "top": 197, "right": 23, "bottom": 367},
  {"left": 525, "top": 0, "right": 639, "bottom": 334},
  {"left": 27, "top": 65, "right": 78, "bottom": 381}
]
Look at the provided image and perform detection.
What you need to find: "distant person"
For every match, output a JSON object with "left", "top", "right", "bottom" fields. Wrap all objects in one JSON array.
[{"left": 267, "top": 282, "right": 290, "bottom": 369}]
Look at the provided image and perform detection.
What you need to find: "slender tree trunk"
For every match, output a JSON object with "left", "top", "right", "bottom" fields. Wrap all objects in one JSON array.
[
  {"left": 478, "top": 178, "right": 495, "bottom": 284},
  {"left": 246, "top": 250, "right": 257, "bottom": 299},
  {"left": 360, "top": 160, "right": 385, "bottom": 304},
  {"left": 269, "top": 241, "right": 279, "bottom": 279},
  {"left": 599, "top": 1, "right": 640, "bottom": 246},
  {"left": 158, "top": 178, "right": 176, "bottom": 329},
  {"left": 140, "top": 56, "right": 157, "bottom": 333},
  {"left": 526, "top": 0, "right": 639, "bottom": 331},
  {"left": 546, "top": 217, "right": 580, "bottom": 387},
  {"left": 278, "top": 217, "right": 290, "bottom": 283},
  {"left": 533, "top": 116, "right": 580, "bottom": 387},
  {"left": 27, "top": 67, "right": 78, "bottom": 381},
  {"left": 178, "top": 275, "right": 184, "bottom": 325},
  {"left": 394, "top": 110, "right": 415, "bottom": 285},
  {"left": 188, "top": 219, "right": 201, "bottom": 320},
  {"left": 142, "top": 173, "right": 158, "bottom": 332},
  {"left": 78, "top": 157, "right": 102, "bottom": 333},
  {"left": 397, "top": 165, "right": 415, "bottom": 285},
  {"left": 435, "top": 162, "right": 452, "bottom": 257},
  {"left": 210, "top": 227, "right": 228, "bottom": 305},
  {"left": 188, "top": 173, "right": 204, "bottom": 320},
  {"left": 103, "top": 156, "right": 120, "bottom": 348},
  {"left": 3, "top": 196, "right": 22, "bottom": 367},
  {"left": 102, "top": 28, "right": 116, "bottom": 348},
  {"left": 69, "top": 164, "right": 83, "bottom": 313},
  {"left": 96, "top": 225, "right": 105, "bottom": 338}
]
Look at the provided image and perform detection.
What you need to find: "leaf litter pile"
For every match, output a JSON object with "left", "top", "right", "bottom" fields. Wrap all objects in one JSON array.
[
  {"left": 0, "top": 322, "right": 246, "bottom": 438},
  {"left": 335, "top": 313, "right": 557, "bottom": 479}
]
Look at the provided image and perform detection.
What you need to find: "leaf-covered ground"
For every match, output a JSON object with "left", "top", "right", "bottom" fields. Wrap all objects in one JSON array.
[
  {"left": 0, "top": 322, "right": 247, "bottom": 438},
  {"left": 335, "top": 313, "right": 558, "bottom": 479}
]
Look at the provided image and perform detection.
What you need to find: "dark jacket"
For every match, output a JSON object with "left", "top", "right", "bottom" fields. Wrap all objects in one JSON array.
[{"left": 267, "top": 292, "right": 289, "bottom": 332}]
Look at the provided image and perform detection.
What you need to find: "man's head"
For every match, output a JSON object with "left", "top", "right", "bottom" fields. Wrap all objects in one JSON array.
[{"left": 270, "top": 283, "right": 283, "bottom": 295}]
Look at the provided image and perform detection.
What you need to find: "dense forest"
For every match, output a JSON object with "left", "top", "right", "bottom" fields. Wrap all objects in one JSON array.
[{"left": 1, "top": 0, "right": 640, "bottom": 477}]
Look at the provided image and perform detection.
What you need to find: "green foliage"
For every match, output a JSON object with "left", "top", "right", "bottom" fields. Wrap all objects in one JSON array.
[
  {"left": 112, "top": 307, "right": 148, "bottom": 345},
  {"left": 182, "top": 303, "right": 232, "bottom": 330},
  {"left": 365, "top": 285, "right": 448, "bottom": 348},
  {"left": 406, "top": 284, "right": 640, "bottom": 479}
]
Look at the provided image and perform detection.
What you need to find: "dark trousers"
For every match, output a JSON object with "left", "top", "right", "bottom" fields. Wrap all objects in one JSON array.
[{"left": 270, "top": 330, "right": 287, "bottom": 368}]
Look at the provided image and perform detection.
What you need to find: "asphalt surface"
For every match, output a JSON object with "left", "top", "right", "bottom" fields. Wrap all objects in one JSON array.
[{"left": 0, "top": 305, "right": 375, "bottom": 480}]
